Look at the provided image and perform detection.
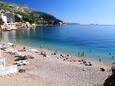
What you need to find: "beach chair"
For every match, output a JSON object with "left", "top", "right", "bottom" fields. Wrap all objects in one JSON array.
[{"left": 28, "top": 49, "right": 38, "bottom": 53}]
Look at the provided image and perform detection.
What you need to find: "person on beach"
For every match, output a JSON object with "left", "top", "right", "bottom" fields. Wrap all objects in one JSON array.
[
  {"left": 40, "top": 51, "right": 47, "bottom": 57},
  {"left": 78, "top": 52, "right": 80, "bottom": 57},
  {"left": 12, "top": 45, "right": 15, "bottom": 49},
  {"left": 23, "top": 47, "right": 26, "bottom": 51},
  {"left": 99, "top": 58, "right": 101, "bottom": 62},
  {"left": 51, "top": 52, "right": 56, "bottom": 55},
  {"left": 67, "top": 54, "right": 69, "bottom": 57},
  {"left": 81, "top": 51, "right": 85, "bottom": 57},
  {"left": 40, "top": 45, "right": 43, "bottom": 48},
  {"left": 112, "top": 56, "right": 114, "bottom": 60},
  {"left": 109, "top": 52, "right": 111, "bottom": 55}
]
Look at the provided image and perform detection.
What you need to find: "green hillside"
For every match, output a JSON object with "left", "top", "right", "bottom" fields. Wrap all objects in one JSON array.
[{"left": 0, "top": 1, "right": 63, "bottom": 25}]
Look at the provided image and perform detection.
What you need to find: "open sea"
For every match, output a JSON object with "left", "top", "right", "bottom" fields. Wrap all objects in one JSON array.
[{"left": 0, "top": 24, "right": 115, "bottom": 63}]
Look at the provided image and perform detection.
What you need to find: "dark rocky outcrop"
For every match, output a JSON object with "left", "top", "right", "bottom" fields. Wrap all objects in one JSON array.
[{"left": 103, "top": 66, "right": 115, "bottom": 86}]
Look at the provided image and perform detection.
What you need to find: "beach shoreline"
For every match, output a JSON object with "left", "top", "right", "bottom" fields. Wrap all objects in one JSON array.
[
  {"left": 12, "top": 41, "right": 113, "bottom": 66},
  {"left": 0, "top": 41, "right": 112, "bottom": 86}
]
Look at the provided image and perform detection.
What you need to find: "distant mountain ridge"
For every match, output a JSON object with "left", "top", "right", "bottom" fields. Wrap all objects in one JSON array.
[{"left": 0, "top": 1, "right": 63, "bottom": 25}]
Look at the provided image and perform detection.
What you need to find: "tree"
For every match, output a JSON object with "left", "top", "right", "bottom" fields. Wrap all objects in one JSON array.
[
  {"left": 15, "top": 15, "right": 22, "bottom": 22},
  {"left": 0, "top": 17, "right": 4, "bottom": 25}
]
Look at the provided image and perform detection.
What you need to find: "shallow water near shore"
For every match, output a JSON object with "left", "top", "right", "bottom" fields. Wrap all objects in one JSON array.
[{"left": 0, "top": 24, "right": 115, "bottom": 63}]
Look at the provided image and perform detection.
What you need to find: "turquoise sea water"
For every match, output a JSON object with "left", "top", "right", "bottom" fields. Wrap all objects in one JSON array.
[{"left": 0, "top": 24, "right": 115, "bottom": 63}]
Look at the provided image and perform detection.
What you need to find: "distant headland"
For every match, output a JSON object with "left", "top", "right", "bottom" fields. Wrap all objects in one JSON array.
[{"left": 0, "top": 1, "right": 63, "bottom": 31}]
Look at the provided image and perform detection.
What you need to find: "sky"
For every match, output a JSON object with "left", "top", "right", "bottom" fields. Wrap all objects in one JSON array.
[{"left": 2, "top": 0, "right": 115, "bottom": 24}]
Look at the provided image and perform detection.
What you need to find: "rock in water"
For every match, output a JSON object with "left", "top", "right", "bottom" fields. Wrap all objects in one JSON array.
[{"left": 103, "top": 66, "right": 115, "bottom": 86}]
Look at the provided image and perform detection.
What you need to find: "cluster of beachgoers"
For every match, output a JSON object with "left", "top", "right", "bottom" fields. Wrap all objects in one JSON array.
[{"left": 0, "top": 41, "right": 112, "bottom": 86}]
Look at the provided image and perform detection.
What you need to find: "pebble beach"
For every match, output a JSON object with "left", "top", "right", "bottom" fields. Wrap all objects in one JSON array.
[{"left": 0, "top": 42, "right": 112, "bottom": 86}]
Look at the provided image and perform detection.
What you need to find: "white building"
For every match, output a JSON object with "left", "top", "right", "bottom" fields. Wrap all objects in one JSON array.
[
  {"left": 4, "top": 11, "right": 15, "bottom": 23},
  {"left": 1, "top": 13, "right": 7, "bottom": 23},
  {"left": 1, "top": 11, "right": 15, "bottom": 24}
]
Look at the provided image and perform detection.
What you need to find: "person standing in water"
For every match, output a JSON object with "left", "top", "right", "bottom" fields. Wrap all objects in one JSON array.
[{"left": 99, "top": 58, "right": 102, "bottom": 62}]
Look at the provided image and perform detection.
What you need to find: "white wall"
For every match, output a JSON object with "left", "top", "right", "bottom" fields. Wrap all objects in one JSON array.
[
  {"left": 1, "top": 13, "right": 7, "bottom": 23},
  {"left": 0, "top": 65, "right": 18, "bottom": 76}
]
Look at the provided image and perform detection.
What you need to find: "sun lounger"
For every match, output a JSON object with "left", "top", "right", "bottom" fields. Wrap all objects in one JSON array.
[
  {"left": 14, "top": 60, "right": 29, "bottom": 66},
  {"left": 28, "top": 49, "right": 38, "bottom": 53},
  {"left": 0, "top": 44, "right": 6, "bottom": 50},
  {"left": 7, "top": 42, "right": 13, "bottom": 46},
  {"left": 15, "top": 51, "right": 25, "bottom": 57},
  {"left": 4, "top": 47, "right": 18, "bottom": 54},
  {"left": 0, "top": 45, "right": 2, "bottom": 49}
]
